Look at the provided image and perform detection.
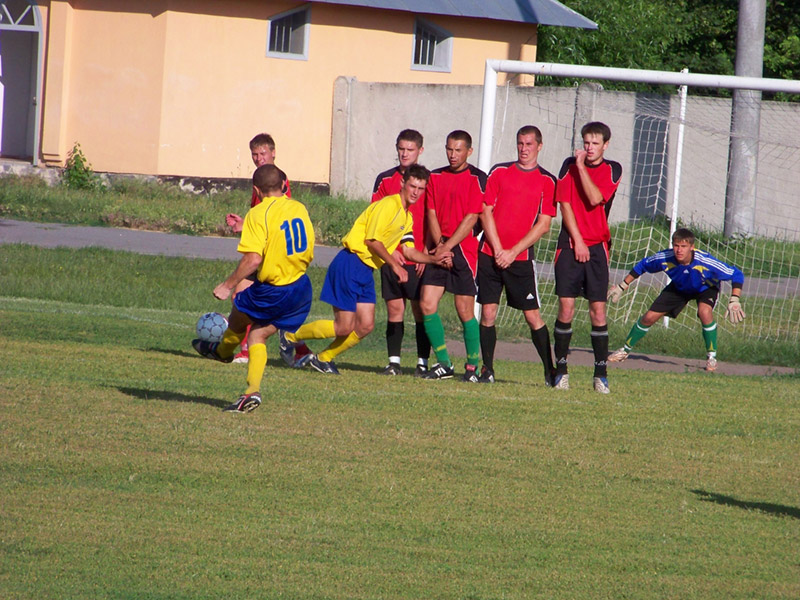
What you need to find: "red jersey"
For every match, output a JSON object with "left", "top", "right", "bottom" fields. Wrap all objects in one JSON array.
[
  {"left": 482, "top": 162, "right": 557, "bottom": 261},
  {"left": 427, "top": 165, "right": 486, "bottom": 239},
  {"left": 556, "top": 157, "right": 622, "bottom": 248},
  {"left": 371, "top": 166, "right": 428, "bottom": 263},
  {"left": 250, "top": 170, "right": 291, "bottom": 207}
]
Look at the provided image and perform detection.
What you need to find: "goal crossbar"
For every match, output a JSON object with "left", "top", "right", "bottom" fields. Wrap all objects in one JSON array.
[{"left": 478, "top": 61, "right": 800, "bottom": 172}]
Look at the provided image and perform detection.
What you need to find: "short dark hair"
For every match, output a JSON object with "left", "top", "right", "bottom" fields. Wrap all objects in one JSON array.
[
  {"left": 517, "top": 125, "right": 543, "bottom": 145},
  {"left": 672, "top": 227, "right": 695, "bottom": 245},
  {"left": 581, "top": 121, "right": 611, "bottom": 142},
  {"left": 396, "top": 129, "right": 424, "bottom": 148},
  {"left": 446, "top": 130, "right": 472, "bottom": 148},
  {"left": 403, "top": 164, "right": 430, "bottom": 182},
  {"left": 253, "top": 164, "right": 284, "bottom": 194},
  {"left": 249, "top": 133, "right": 276, "bottom": 151}
]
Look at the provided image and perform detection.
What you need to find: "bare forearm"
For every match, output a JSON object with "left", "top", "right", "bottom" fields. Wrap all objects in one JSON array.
[
  {"left": 442, "top": 213, "right": 479, "bottom": 251},
  {"left": 480, "top": 206, "right": 503, "bottom": 253},
  {"left": 223, "top": 254, "right": 261, "bottom": 289},
  {"left": 560, "top": 204, "right": 584, "bottom": 246},
  {"left": 509, "top": 216, "right": 552, "bottom": 257},
  {"left": 576, "top": 166, "right": 604, "bottom": 206},
  {"left": 365, "top": 239, "right": 397, "bottom": 269}
]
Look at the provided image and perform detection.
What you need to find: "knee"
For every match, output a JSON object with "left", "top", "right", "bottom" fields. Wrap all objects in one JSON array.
[
  {"left": 355, "top": 321, "right": 374, "bottom": 338},
  {"left": 334, "top": 322, "right": 354, "bottom": 337},
  {"left": 480, "top": 304, "right": 498, "bottom": 327}
]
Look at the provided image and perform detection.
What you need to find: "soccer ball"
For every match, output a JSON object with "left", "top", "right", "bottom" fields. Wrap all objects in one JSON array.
[{"left": 196, "top": 312, "right": 228, "bottom": 343}]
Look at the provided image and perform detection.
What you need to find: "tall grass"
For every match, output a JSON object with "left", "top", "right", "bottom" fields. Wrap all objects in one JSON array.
[{"left": 0, "top": 174, "right": 365, "bottom": 245}]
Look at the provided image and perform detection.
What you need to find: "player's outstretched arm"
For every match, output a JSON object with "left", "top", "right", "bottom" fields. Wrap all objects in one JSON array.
[
  {"left": 608, "top": 273, "right": 638, "bottom": 303},
  {"left": 404, "top": 246, "right": 452, "bottom": 267},
  {"left": 366, "top": 239, "right": 408, "bottom": 283},
  {"left": 213, "top": 252, "right": 262, "bottom": 300}
]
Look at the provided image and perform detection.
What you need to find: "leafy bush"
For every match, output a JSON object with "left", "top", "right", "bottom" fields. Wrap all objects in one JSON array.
[{"left": 62, "top": 143, "right": 103, "bottom": 191}]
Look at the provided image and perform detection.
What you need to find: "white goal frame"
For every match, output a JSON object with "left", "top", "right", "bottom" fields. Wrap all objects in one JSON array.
[{"left": 478, "top": 60, "right": 800, "bottom": 174}]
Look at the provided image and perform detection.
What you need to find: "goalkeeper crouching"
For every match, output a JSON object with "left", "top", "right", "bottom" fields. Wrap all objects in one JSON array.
[{"left": 607, "top": 227, "right": 745, "bottom": 372}]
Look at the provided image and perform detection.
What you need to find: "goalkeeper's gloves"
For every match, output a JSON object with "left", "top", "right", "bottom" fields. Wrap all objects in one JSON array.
[
  {"left": 607, "top": 280, "right": 629, "bottom": 303},
  {"left": 725, "top": 296, "right": 746, "bottom": 324}
]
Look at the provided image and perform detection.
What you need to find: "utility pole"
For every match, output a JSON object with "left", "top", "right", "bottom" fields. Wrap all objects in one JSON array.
[{"left": 724, "top": 0, "right": 766, "bottom": 237}]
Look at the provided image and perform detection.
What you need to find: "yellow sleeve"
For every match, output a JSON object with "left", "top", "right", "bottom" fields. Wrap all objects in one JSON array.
[{"left": 237, "top": 205, "right": 268, "bottom": 256}]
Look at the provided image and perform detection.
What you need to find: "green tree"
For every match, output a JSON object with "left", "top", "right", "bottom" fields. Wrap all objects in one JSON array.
[{"left": 537, "top": 0, "right": 799, "bottom": 97}]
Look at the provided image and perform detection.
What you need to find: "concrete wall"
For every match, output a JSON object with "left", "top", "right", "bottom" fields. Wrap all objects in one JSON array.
[{"left": 331, "top": 79, "right": 800, "bottom": 238}]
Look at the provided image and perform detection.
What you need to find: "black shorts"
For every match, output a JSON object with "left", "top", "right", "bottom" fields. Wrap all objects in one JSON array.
[
  {"left": 420, "top": 243, "right": 478, "bottom": 296},
  {"left": 554, "top": 242, "right": 609, "bottom": 302},
  {"left": 380, "top": 263, "right": 422, "bottom": 301},
  {"left": 650, "top": 283, "right": 719, "bottom": 318},
  {"left": 477, "top": 252, "right": 541, "bottom": 310}
]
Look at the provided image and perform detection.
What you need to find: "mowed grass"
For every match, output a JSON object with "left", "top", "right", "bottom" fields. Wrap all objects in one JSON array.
[{"left": 1, "top": 246, "right": 799, "bottom": 599}]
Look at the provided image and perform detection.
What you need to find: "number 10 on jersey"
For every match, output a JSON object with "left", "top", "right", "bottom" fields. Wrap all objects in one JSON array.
[{"left": 280, "top": 218, "right": 308, "bottom": 256}]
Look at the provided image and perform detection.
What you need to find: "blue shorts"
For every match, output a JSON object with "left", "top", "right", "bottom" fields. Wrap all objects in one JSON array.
[
  {"left": 234, "top": 274, "right": 312, "bottom": 332},
  {"left": 320, "top": 249, "right": 376, "bottom": 312}
]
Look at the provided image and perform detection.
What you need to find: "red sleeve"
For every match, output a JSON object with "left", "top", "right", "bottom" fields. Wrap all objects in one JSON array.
[
  {"left": 466, "top": 174, "right": 485, "bottom": 215},
  {"left": 371, "top": 180, "right": 387, "bottom": 203},
  {"left": 484, "top": 170, "right": 500, "bottom": 208},
  {"left": 595, "top": 171, "right": 619, "bottom": 203},
  {"left": 556, "top": 168, "right": 574, "bottom": 205},
  {"left": 541, "top": 176, "right": 557, "bottom": 217}
]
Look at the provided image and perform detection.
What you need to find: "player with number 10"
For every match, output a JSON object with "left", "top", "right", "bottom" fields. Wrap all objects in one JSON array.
[{"left": 192, "top": 164, "right": 315, "bottom": 413}]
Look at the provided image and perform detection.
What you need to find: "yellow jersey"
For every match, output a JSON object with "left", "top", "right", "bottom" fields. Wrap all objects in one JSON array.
[
  {"left": 342, "top": 193, "right": 414, "bottom": 269},
  {"left": 238, "top": 195, "right": 314, "bottom": 285}
]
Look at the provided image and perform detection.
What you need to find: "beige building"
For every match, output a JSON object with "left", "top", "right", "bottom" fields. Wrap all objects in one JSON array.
[{"left": 1, "top": 0, "right": 593, "bottom": 187}]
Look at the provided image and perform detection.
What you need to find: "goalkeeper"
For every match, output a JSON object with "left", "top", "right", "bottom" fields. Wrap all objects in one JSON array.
[{"left": 607, "top": 227, "right": 745, "bottom": 372}]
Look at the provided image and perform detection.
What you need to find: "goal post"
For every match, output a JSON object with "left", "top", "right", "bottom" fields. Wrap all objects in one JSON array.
[{"left": 477, "top": 61, "right": 800, "bottom": 345}]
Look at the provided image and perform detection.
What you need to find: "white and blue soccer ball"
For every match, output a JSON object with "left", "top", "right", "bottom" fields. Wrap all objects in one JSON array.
[{"left": 196, "top": 312, "right": 228, "bottom": 343}]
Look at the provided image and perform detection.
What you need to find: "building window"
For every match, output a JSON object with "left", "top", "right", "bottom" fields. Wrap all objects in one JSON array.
[
  {"left": 412, "top": 18, "right": 452, "bottom": 72},
  {"left": 267, "top": 6, "right": 310, "bottom": 60}
]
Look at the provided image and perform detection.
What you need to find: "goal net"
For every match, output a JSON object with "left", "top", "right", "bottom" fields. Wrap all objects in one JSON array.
[{"left": 481, "top": 62, "right": 800, "bottom": 344}]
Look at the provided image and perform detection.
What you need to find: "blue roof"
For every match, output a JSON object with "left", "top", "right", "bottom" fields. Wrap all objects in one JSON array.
[{"left": 311, "top": 0, "right": 597, "bottom": 29}]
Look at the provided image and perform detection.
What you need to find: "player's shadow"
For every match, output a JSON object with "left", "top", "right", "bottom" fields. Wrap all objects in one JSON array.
[
  {"left": 691, "top": 489, "right": 800, "bottom": 520},
  {"left": 623, "top": 353, "right": 677, "bottom": 366},
  {"left": 115, "top": 386, "right": 228, "bottom": 409},
  {"left": 145, "top": 347, "right": 194, "bottom": 358}
]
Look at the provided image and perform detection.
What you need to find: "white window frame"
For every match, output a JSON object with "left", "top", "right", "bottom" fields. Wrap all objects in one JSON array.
[
  {"left": 266, "top": 5, "right": 311, "bottom": 60},
  {"left": 411, "top": 17, "right": 452, "bottom": 73}
]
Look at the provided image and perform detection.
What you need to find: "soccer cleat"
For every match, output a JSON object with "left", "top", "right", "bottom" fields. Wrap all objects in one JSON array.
[
  {"left": 293, "top": 343, "right": 313, "bottom": 368},
  {"left": 478, "top": 365, "right": 495, "bottom": 384},
  {"left": 462, "top": 365, "right": 479, "bottom": 383},
  {"left": 232, "top": 349, "right": 249, "bottom": 364},
  {"left": 223, "top": 391, "right": 262, "bottom": 413},
  {"left": 607, "top": 347, "right": 629, "bottom": 363},
  {"left": 545, "top": 368, "right": 557, "bottom": 388},
  {"left": 381, "top": 362, "right": 402, "bottom": 376},
  {"left": 413, "top": 364, "right": 429, "bottom": 378},
  {"left": 278, "top": 330, "right": 296, "bottom": 367},
  {"left": 553, "top": 373, "right": 570, "bottom": 390},
  {"left": 423, "top": 363, "right": 454, "bottom": 380},
  {"left": 192, "top": 339, "right": 233, "bottom": 363},
  {"left": 593, "top": 376, "right": 611, "bottom": 394},
  {"left": 309, "top": 355, "right": 340, "bottom": 375},
  {"left": 705, "top": 356, "right": 718, "bottom": 372}
]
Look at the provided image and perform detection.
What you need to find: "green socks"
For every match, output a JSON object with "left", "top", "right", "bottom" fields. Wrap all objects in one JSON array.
[{"left": 423, "top": 313, "right": 451, "bottom": 367}]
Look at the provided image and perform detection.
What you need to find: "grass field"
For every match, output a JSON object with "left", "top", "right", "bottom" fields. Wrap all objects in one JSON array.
[{"left": 1, "top": 245, "right": 799, "bottom": 599}]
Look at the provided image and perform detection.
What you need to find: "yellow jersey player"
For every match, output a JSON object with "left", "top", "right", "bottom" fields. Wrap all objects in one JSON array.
[
  {"left": 279, "top": 165, "right": 452, "bottom": 375},
  {"left": 192, "top": 164, "right": 314, "bottom": 412}
]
